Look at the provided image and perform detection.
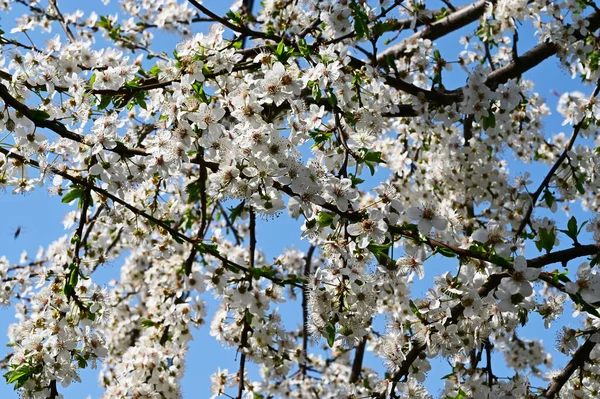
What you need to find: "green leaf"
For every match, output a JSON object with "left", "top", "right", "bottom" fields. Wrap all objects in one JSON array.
[
  {"left": 311, "top": 82, "right": 321, "bottom": 102},
  {"left": 349, "top": 174, "right": 365, "bottom": 186},
  {"left": 4, "top": 366, "right": 34, "bottom": 389},
  {"left": 325, "top": 323, "right": 336, "bottom": 347},
  {"left": 566, "top": 216, "right": 578, "bottom": 238},
  {"left": 63, "top": 279, "right": 74, "bottom": 297},
  {"left": 489, "top": 253, "right": 511, "bottom": 267},
  {"left": 298, "top": 38, "right": 311, "bottom": 57},
  {"left": 518, "top": 307, "right": 528, "bottom": 326},
  {"left": 436, "top": 8, "right": 449, "bottom": 21},
  {"left": 367, "top": 242, "right": 394, "bottom": 269},
  {"left": 446, "top": 388, "right": 468, "bottom": 399},
  {"left": 360, "top": 151, "right": 385, "bottom": 176},
  {"left": 29, "top": 110, "right": 50, "bottom": 122},
  {"left": 436, "top": 247, "right": 456, "bottom": 258},
  {"left": 134, "top": 91, "right": 147, "bottom": 110},
  {"left": 309, "top": 130, "right": 331, "bottom": 147},
  {"left": 276, "top": 40, "right": 285, "bottom": 57},
  {"left": 197, "top": 242, "right": 219, "bottom": 256},
  {"left": 535, "top": 227, "right": 556, "bottom": 254},
  {"left": 468, "top": 243, "right": 488, "bottom": 254},
  {"left": 225, "top": 10, "right": 242, "bottom": 25},
  {"left": 249, "top": 265, "right": 279, "bottom": 281},
  {"left": 371, "top": 20, "right": 394, "bottom": 38},
  {"left": 327, "top": 88, "right": 338, "bottom": 107},
  {"left": 74, "top": 353, "right": 88, "bottom": 369},
  {"left": 409, "top": 299, "right": 420, "bottom": 317},
  {"left": 148, "top": 65, "right": 161, "bottom": 77},
  {"left": 185, "top": 179, "right": 202, "bottom": 203},
  {"left": 228, "top": 201, "right": 245, "bottom": 224},
  {"left": 542, "top": 189, "right": 554, "bottom": 209},
  {"left": 141, "top": 319, "right": 156, "bottom": 327},
  {"left": 362, "top": 151, "right": 384, "bottom": 163},
  {"left": 69, "top": 263, "right": 79, "bottom": 288},
  {"left": 317, "top": 212, "right": 334, "bottom": 227},
  {"left": 62, "top": 187, "right": 84, "bottom": 204},
  {"left": 98, "top": 95, "right": 112, "bottom": 110},
  {"left": 96, "top": 16, "right": 112, "bottom": 30},
  {"left": 192, "top": 81, "right": 209, "bottom": 103},
  {"left": 551, "top": 269, "right": 570, "bottom": 285},
  {"left": 575, "top": 173, "right": 586, "bottom": 194},
  {"left": 350, "top": 2, "right": 369, "bottom": 39},
  {"left": 481, "top": 109, "right": 496, "bottom": 130}
]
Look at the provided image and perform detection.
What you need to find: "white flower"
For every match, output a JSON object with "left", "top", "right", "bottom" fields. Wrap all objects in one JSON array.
[
  {"left": 189, "top": 103, "right": 225, "bottom": 139},
  {"left": 347, "top": 209, "right": 387, "bottom": 248},
  {"left": 405, "top": 204, "right": 448, "bottom": 235},
  {"left": 499, "top": 256, "right": 539, "bottom": 297},
  {"left": 565, "top": 263, "right": 600, "bottom": 304},
  {"left": 323, "top": 177, "right": 358, "bottom": 212}
]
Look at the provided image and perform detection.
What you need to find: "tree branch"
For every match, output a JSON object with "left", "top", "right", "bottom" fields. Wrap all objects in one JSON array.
[
  {"left": 514, "top": 81, "right": 600, "bottom": 238},
  {"left": 302, "top": 245, "right": 316, "bottom": 377},
  {"left": 376, "top": 0, "right": 494, "bottom": 65},
  {"left": 543, "top": 337, "right": 596, "bottom": 398}
]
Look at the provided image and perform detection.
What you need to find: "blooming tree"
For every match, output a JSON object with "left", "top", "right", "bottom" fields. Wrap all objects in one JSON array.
[{"left": 1, "top": 0, "right": 600, "bottom": 398}]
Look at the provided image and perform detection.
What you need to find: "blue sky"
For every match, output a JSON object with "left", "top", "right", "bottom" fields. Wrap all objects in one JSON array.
[{"left": 0, "top": 0, "right": 597, "bottom": 397}]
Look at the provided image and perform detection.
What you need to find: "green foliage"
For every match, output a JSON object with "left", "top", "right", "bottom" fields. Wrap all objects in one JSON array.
[
  {"left": 359, "top": 151, "right": 385, "bottom": 175},
  {"left": 4, "top": 365, "right": 37, "bottom": 390},
  {"left": 350, "top": 2, "right": 369, "bottom": 39},
  {"left": 29, "top": 109, "right": 50, "bottom": 122},
  {"left": 535, "top": 227, "right": 556, "bottom": 254},
  {"left": 558, "top": 216, "right": 587, "bottom": 246}
]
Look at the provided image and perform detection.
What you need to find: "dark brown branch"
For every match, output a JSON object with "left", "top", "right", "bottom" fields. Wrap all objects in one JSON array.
[
  {"left": 237, "top": 208, "right": 256, "bottom": 399},
  {"left": 543, "top": 337, "right": 596, "bottom": 398},
  {"left": 188, "top": 0, "right": 277, "bottom": 42},
  {"left": 485, "top": 340, "right": 494, "bottom": 387},
  {"left": 380, "top": 8, "right": 600, "bottom": 116},
  {"left": 49, "top": 380, "right": 58, "bottom": 399},
  {"left": 302, "top": 245, "right": 316, "bottom": 377},
  {"left": 48, "top": 0, "right": 76, "bottom": 42},
  {"left": 349, "top": 335, "right": 368, "bottom": 383},
  {"left": 0, "top": 148, "right": 302, "bottom": 288},
  {"left": 0, "top": 82, "right": 148, "bottom": 158},
  {"left": 486, "top": 10, "right": 600, "bottom": 90},
  {"left": 528, "top": 244, "right": 600, "bottom": 269},
  {"left": 376, "top": 0, "right": 495, "bottom": 64},
  {"left": 514, "top": 81, "right": 600, "bottom": 238},
  {"left": 240, "top": 0, "right": 256, "bottom": 49}
]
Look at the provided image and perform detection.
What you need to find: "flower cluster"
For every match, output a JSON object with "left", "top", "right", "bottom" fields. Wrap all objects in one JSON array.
[{"left": 2, "top": 0, "right": 600, "bottom": 398}]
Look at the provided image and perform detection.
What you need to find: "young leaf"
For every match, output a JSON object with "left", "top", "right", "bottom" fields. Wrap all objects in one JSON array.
[
  {"left": 29, "top": 110, "right": 50, "bottom": 122},
  {"left": 62, "top": 187, "right": 84, "bottom": 204}
]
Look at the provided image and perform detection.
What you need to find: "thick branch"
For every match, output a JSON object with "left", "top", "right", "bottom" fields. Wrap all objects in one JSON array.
[
  {"left": 349, "top": 335, "right": 368, "bottom": 383},
  {"left": 0, "top": 148, "right": 301, "bottom": 288},
  {"left": 0, "top": 82, "right": 148, "bottom": 158},
  {"left": 528, "top": 245, "right": 600, "bottom": 269},
  {"left": 486, "top": 10, "right": 600, "bottom": 90},
  {"left": 302, "top": 245, "right": 316, "bottom": 377},
  {"left": 543, "top": 337, "right": 596, "bottom": 398},
  {"left": 376, "top": 0, "right": 494, "bottom": 65}
]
